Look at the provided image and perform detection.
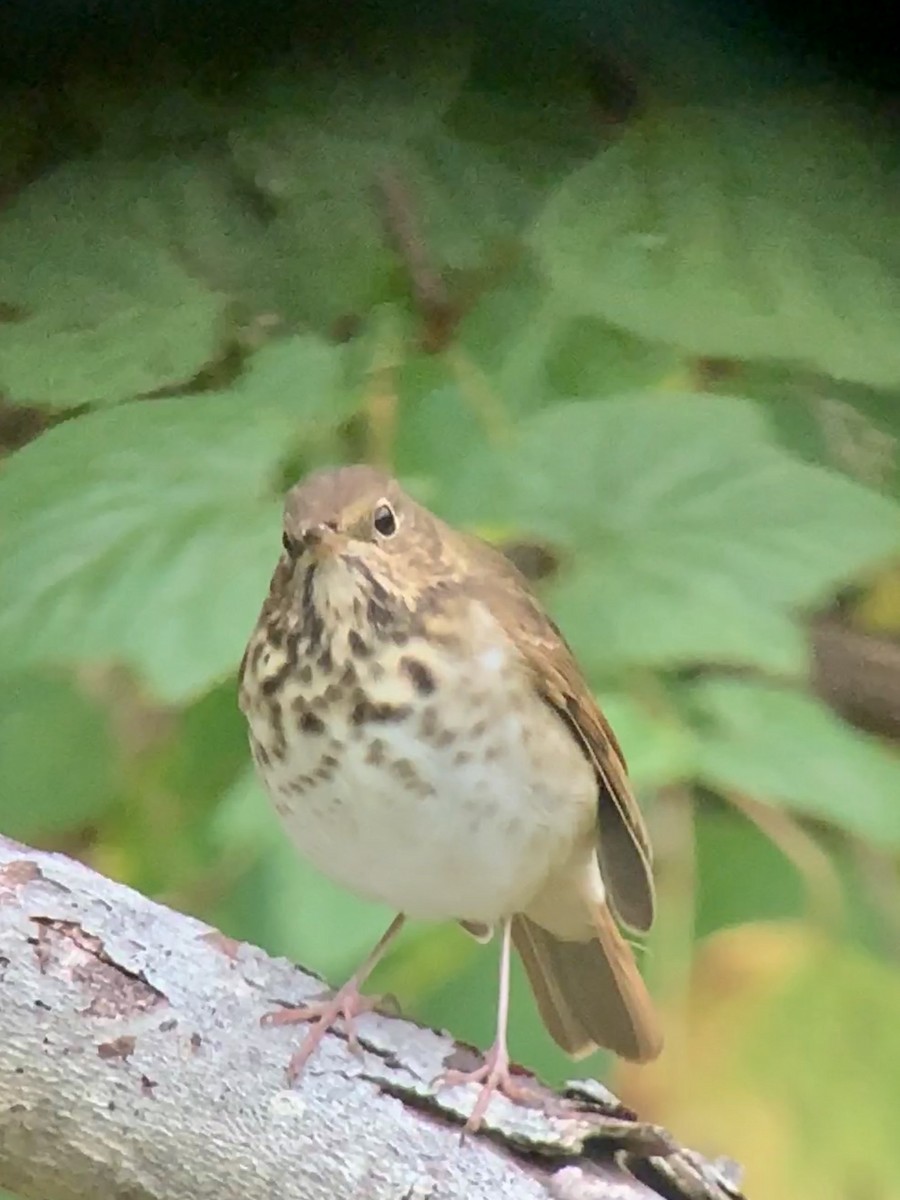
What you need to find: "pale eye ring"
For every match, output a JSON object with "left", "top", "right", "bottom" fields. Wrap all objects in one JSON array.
[{"left": 372, "top": 501, "right": 397, "bottom": 537}]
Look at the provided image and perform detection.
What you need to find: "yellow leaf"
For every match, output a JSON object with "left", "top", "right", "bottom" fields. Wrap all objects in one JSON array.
[
  {"left": 616, "top": 922, "right": 900, "bottom": 1200},
  {"left": 855, "top": 563, "right": 900, "bottom": 635}
]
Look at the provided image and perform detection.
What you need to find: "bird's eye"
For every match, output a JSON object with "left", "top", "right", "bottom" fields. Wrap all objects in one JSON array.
[
  {"left": 372, "top": 502, "right": 397, "bottom": 538},
  {"left": 281, "top": 531, "right": 295, "bottom": 556}
]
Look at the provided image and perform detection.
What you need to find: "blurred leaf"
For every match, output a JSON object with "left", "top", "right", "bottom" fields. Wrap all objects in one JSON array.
[
  {"left": 0, "top": 670, "right": 116, "bottom": 839},
  {"left": 165, "top": 677, "right": 248, "bottom": 807},
  {"left": 855, "top": 565, "right": 900, "bottom": 634},
  {"left": 244, "top": 33, "right": 471, "bottom": 144},
  {"left": 718, "top": 365, "right": 899, "bottom": 498},
  {"left": 124, "top": 43, "right": 484, "bottom": 333},
  {"left": 694, "top": 800, "right": 895, "bottom": 954},
  {"left": 210, "top": 766, "right": 283, "bottom": 857},
  {"left": 688, "top": 679, "right": 900, "bottom": 848},
  {"left": 390, "top": 265, "right": 555, "bottom": 505},
  {"left": 695, "top": 800, "right": 806, "bottom": 935},
  {"left": 621, "top": 924, "right": 900, "bottom": 1200},
  {"left": 449, "top": 257, "right": 556, "bottom": 410},
  {"left": 544, "top": 317, "right": 680, "bottom": 399},
  {"left": 395, "top": 384, "right": 487, "bottom": 503},
  {"left": 835, "top": 384, "right": 900, "bottom": 476},
  {"left": 598, "top": 690, "right": 696, "bottom": 786},
  {"left": 451, "top": 393, "right": 900, "bottom": 675},
  {"left": 0, "top": 161, "right": 228, "bottom": 407},
  {"left": 140, "top": 152, "right": 299, "bottom": 327},
  {"left": 227, "top": 125, "right": 396, "bottom": 324},
  {"left": 0, "top": 336, "right": 346, "bottom": 700},
  {"left": 532, "top": 101, "right": 900, "bottom": 387},
  {"left": 227, "top": 116, "right": 529, "bottom": 328},
  {"left": 443, "top": 49, "right": 603, "bottom": 190},
  {"left": 89, "top": 82, "right": 234, "bottom": 154}
]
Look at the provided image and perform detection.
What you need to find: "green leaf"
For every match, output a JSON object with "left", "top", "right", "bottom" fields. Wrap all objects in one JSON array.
[
  {"left": 163, "top": 677, "right": 249, "bottom": 810},
  {"left": 443, "top": 37, "right": 608, "bottom": 190},
  {"left": 544, "top": 316, "right": 680, "bottom": 399},
  {"left": 446, "top": 257, "right": 553, "bottom": 405},
  {"left": 703, "top": 362, "right": 899, "bottom": 499},
  {"left": 0, "top": 670, "right": 116, "bottom": 839},
  {"left": 688, "top": 679, "right": 900, "bottom": 848},
  {"left": 597, "top": 691, "right": 696, "bottom": 787},
  {"left": 0, "top": 336, "right": 346, "bottom": 700},
  {"left": 695, "top": 801, "right": 806, "bottom": 935},
  {"left": 450, "top": 393, "right": 899, "bottom": 675},
  {"left": 226, "top": 120, "right": 530, "bottom": 328},
  {"left": 695, "top": 801, "right": 896, "bottom": 953},
  {"left": 395, "top": 384, "right": 488, "bottom": 507},
  {"left": 0, "top": 161, "right": 228, "bottom": 407},
  {"left": 556, "top": 560, "right": 807, "bottom": 676},
  {"left": 228, "top": 125, "right": 399, "bottom": 324},
  {"left": 447, "top": 262, "right": 679, "bottom": 410},
  {"left": 224, "top": 40, "right": 535, "bottom": 331},
  {"left": 531, "top": 101, "right": 900, "bottom": 387},
  {"left": 243, "top": 33, "right": 472, "bottom": 143}
]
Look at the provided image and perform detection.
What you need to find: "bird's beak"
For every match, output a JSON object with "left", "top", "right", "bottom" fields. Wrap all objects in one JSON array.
[{"left": 301, "top": 523, "right": 341, "bottom": 559}]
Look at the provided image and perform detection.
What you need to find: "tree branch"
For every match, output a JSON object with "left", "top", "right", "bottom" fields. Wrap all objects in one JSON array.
[{"left": 0, "top": 836, "right": 742, "bottom": 1200}]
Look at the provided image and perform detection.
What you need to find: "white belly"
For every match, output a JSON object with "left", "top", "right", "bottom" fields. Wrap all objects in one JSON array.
[{"left": 244, "top": 615, "right": 597, "bottom": 924}]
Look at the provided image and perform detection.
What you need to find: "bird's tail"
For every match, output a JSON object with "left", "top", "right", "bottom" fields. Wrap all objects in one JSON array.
[{"left": 512, "top": 907, "right": 662, "bottom": 1062}]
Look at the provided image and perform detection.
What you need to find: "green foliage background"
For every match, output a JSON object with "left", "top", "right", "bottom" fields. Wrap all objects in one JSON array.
[{"left": 2, "top": 6, "right": 900, "bottom": 1197}]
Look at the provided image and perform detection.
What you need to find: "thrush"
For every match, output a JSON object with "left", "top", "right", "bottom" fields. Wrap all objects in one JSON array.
[{"left": 238, "top": 463, "right": 662, "bottom": 1130}]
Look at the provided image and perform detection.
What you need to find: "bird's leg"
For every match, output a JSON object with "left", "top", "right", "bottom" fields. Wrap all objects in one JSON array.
[
  {"left": 436, "top": 917, "right": 540, "bottom": 1131},
  {"left": 262, "top": 913, "right": 406, "bottom": 1082}
]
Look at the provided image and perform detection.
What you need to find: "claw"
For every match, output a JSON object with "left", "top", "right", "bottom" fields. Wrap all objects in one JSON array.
[
  {"left": 261, "top": 914, "right": 406, "bottom": 1083},
  {"left": 262, "top": 985, "right": 383, "bottom": 1080},
  {"left": 436, "top": 1040, "right": 541, "bottom": 1132}
]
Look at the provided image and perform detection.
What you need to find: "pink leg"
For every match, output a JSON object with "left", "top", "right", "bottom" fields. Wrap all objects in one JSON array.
[
  {"left": 262, "top": 913, "right": 406, "bottom": 1082},
  {"left": 437, "top": 917, "right": 539, "bottom": 1132}
]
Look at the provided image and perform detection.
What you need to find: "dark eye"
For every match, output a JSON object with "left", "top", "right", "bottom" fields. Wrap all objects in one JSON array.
[
  {"left": 282, "top": 531, "right": 295, "bottom": 556},
  {"left": 373, "top": 502, "right": 397, "bottom": 537}
]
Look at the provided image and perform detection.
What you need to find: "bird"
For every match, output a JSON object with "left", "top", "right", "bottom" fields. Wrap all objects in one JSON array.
[{"left": 238, "top": 463, "right": 662, "bottom": 1131}]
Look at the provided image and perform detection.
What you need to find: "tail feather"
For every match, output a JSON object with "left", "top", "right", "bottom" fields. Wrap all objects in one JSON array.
[
  {"left": 512, "top": 915, "right": 595, "bottom": 1057},
  {"left": 513, "top": 908, "right": 663, "bottom": 1063}
]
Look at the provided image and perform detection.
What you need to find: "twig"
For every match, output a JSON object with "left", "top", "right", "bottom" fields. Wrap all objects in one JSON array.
[{"left": 375, "top": 169, "right": 460, "bottom": 353}]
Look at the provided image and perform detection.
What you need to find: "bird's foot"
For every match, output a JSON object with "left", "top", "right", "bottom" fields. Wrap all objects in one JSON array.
[
  {"left": 262, "top": 983, "right": 382, "bottom": 1082},
  {"left": 436, "top": 1040, "right": 541, "bottom": 1132}
]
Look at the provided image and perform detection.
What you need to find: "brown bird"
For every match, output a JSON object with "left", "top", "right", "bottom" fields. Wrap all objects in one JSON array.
[{"left": 239, "top": 464, "right": 662, "bottom": 1130}]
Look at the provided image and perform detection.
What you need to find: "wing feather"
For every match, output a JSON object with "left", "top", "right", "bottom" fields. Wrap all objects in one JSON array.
[{"left": 460, "top": 532, "right": 656, "bottom": 933}]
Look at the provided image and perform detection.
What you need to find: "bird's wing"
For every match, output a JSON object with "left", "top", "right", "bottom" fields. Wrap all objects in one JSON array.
[{"left": 462, "top": 533, "right": 655, "bottom": 933}]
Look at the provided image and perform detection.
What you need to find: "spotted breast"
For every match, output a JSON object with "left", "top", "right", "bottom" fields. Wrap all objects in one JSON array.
[{"left": 239, "top": 577, "right": 598, "bottom": 929}]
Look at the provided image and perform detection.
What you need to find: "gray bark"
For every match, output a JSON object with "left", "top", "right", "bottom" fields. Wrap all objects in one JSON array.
[{"left": 0, "top": 835, "right": 742, "bottom": 1200}]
